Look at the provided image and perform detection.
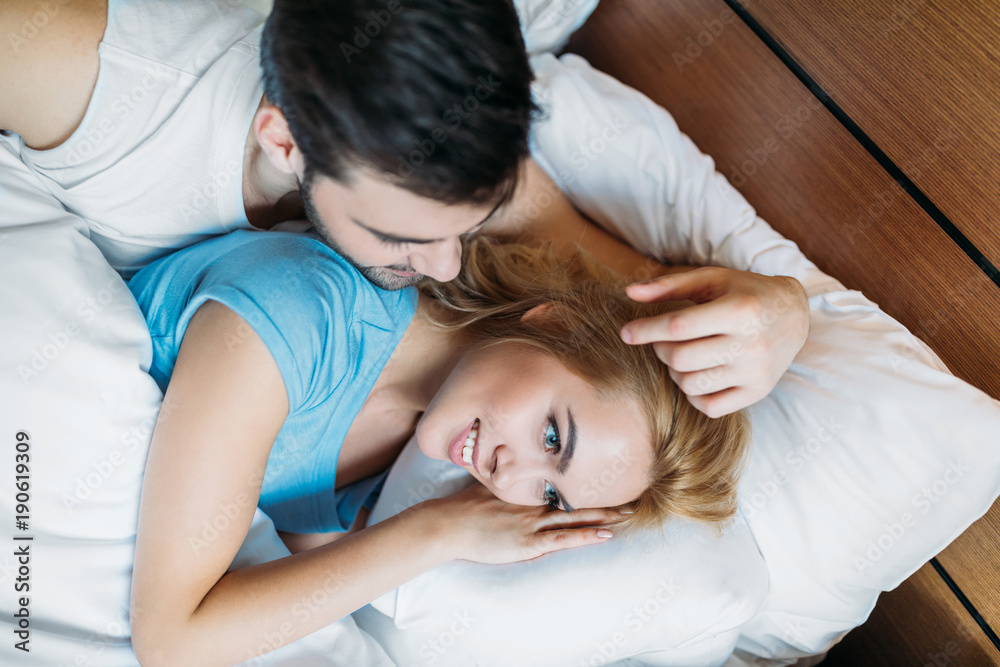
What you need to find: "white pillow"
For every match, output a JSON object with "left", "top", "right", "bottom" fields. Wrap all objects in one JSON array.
[
  {"left": 234, "top": 0, "right": 599, "bottom": 56},
  {"left": 0, "top": 139, "right": 397, "bottom": 667},
  {"left": 349, "top": 53, "right": 1000, "bottom": 666},
  {"left": 358, "top": 441, "right": 769, "bottom": 667},
  {"left": 0, "top": 140, "right": 159, "bottom": 666},
  {"left": 527, "top": 53, "right": 1000, "bottom": 663},
  {"left": 513, "top": 0, "right": 600, "bottom": 55},
  {"left": 729, "top": 288, "right": 1000, "bottom": 664},
  {"left": 229, "top": 510, "right": 397, "bottom": 667}
]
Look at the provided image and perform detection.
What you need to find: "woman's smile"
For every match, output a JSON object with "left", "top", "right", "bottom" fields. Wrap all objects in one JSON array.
[{"left": 448, "top": 417, "right": 481, "bottom": 472}]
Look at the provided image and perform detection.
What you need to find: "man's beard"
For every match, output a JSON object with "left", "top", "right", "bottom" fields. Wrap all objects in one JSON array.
[{"left": 299, "top": 170, "right": 425, "bottom": 291}]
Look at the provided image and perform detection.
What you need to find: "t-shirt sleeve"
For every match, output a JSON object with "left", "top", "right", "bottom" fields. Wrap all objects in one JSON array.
[{"left": 177, "top": 235, "right": 358, "bottom": 413}]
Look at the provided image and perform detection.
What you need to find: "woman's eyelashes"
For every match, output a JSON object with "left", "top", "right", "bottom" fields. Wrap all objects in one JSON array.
[
  {"left": 543, "top": 418, "right": 561, "bottom": 454},
  {"left": 543, "top": 480, "right": 561, "bottom": 509},
  {"left": 542, "top": 417, "right": 562, "bottom": 509}
]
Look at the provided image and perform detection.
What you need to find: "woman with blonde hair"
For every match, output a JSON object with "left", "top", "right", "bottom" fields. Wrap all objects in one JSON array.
[{"left": 127, "top": 224, "right": 749, "bottom": 665}]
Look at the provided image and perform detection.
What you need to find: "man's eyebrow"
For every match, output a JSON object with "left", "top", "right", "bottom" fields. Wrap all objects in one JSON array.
[
  {"left": 351, "top": 199, "right": 506, "bottom": 245},
  {"left": 352, "top": 218, "right": 437, "bottom": 245}
]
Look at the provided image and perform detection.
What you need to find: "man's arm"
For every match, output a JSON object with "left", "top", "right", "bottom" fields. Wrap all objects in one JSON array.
[
  {"left": 494, "top": 157, "right": 808, "bottom": 418},
  {"left": 0, "top": 0, "right": 106, "bottom": 149},
  {"left": 492, "top": 51, "right": 824, "bottom": 417}
]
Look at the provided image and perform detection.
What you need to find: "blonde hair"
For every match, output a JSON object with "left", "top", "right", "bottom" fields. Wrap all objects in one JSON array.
[{"left": 419, "top": 235, "right": 750, "bottom": 530}]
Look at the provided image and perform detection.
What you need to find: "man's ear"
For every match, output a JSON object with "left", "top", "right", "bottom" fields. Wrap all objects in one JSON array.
[
  {"left": 253, "top": 104, "right": 305, "bottom": 177},
  {"left": 521, "top": 303, "right": 555, "bottom": 321}
]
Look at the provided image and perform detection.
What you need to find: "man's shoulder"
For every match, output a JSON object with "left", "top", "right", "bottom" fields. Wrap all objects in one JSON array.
[{"left": 0, "top": 0, "right": 107, "bottom": 148}]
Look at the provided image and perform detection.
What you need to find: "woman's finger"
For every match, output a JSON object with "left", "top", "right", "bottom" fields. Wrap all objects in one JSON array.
[
  {"left": 536, "top": 506, "right": 628, "bottom": 530},
  {"left": 531, "top": 526, "right": 615, "bottom": 557}
]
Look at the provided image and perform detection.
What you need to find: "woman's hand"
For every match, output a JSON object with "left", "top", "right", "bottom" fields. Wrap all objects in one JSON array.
[{"left": 419, "top": 483, "right": 626, "bottom": 565}]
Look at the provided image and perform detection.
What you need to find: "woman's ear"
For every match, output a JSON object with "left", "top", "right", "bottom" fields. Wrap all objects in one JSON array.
[{"left": 521, "top": 303, "right": 555, "bottom": 321}]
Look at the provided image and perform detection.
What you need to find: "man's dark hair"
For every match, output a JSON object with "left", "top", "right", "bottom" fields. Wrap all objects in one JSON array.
[{"left": 261, "top": 0, "right": 538, "bottom": 208}]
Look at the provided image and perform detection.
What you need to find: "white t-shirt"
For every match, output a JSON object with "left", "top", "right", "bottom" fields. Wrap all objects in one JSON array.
[{"left": 16, "top": 0, "right": 265, "bottom": 276}]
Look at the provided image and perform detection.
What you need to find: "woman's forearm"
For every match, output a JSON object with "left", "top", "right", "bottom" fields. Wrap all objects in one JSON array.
[{"left": 133, "top": 504, "right": 452, "bottom": 667}]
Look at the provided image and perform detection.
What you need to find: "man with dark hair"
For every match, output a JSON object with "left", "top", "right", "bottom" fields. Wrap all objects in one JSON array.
[
  {"left": 0, "top": 0, "right": 809, "bottom": 415},
  {"left": 1, "top": 0, "right": 534, "bottom": 289},
  {"left": 256, "top": 0, "right": 537, "bottom": 288}
]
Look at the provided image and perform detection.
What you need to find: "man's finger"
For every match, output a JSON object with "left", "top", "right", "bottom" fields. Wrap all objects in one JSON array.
[
  {"left": 652, "top": 336, "right": 743, "bottom": 373},
  {"left": 687, "top": 386, "right": 752, "bottom": 419},
  {"left": 668, "top": 365, "right": 732, "bottom": 398},
  {"left": 622, "top": 295, "right": 757, "bottom": 345},
  {"left": 625, "top": 266, "right": 728, "bottom": 304}
]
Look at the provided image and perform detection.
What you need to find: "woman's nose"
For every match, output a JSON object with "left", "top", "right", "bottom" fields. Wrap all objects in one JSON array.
[{"left": 490, "top": 443, "right": 539, "bottom": 491}]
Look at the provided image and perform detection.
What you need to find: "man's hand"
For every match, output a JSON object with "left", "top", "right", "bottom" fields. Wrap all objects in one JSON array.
[{"left": 620, "top": 267, "right": 809, "bottom": 418}]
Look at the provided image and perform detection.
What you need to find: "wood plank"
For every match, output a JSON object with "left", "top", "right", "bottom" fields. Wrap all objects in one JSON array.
[
  {"left": 567, "top": 0, "right": 1000, "bottom": 398},
  {"left": 719, "top": 0, "right": 1000, "bottom": 637},
  {"left": 936, "top": 501, "right": 1000, "bottom": 638},
  {"left": 745, "top": 0, "right": 1000, "bottom": 279},
  {"left": 569, "top": 0, "right": 1000, "bottom": 651},
  {"left": 821, "top": 562, "right": 1000, "bottom": 666}
]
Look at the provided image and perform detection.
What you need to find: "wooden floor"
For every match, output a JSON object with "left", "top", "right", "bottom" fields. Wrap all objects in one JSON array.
[{"left": 568, "top": 0, "right": 1000, "bottom": 663}]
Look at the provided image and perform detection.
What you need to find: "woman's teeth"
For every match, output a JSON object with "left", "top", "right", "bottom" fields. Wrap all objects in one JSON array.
[{"left": 462, "top": 419, "right": 479, "bottom": 465}]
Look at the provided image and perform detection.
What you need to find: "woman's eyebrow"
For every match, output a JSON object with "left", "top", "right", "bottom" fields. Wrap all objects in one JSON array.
[{"left": 557, "top": 409, "right": 577, "bottom": 476}]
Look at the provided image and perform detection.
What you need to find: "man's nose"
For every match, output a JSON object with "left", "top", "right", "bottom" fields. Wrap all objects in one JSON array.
[{"left": 410, "top": 237, "right": 462, "bottom": 282}]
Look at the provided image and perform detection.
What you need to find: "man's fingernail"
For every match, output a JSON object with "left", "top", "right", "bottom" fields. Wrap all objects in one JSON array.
[{"left": 620, "top": 328, "right": 633, "bottom": 344}]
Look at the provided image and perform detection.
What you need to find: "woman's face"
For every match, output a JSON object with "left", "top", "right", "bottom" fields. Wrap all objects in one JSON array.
[{"left": 416, "top": 342, "right": 653, "bottom": 510}]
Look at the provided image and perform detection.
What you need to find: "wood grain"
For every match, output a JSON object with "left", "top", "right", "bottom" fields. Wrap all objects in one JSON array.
[
  {"left": 821, "top": 562, "right": 1000, "bottom": 666},
  {"left": 745, "top": 0, "right": 1000, "bottom": 274},
  {"left": 568, "top": 0, "right": 1000, "bottom": 657}
]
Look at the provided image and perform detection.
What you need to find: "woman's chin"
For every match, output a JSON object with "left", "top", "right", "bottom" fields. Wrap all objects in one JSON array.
[{"left": 413, "top": 427, "right": 441, "bottom": 462}]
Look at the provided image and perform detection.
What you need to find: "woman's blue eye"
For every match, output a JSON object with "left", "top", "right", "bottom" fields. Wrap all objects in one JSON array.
[
  {"left": 544, "top": 420, "right": 561, "bottom": 453},
  {"left": 543, "top": 481, "right": 560, "bottom": 509}
]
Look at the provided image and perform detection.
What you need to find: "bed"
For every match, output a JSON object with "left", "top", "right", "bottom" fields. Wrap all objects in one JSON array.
[{"left": 1, "top": 2, "right": 998, "bottom": 665}]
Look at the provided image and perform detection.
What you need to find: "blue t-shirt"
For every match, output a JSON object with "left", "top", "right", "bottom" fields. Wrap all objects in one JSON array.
[{"left": 128, "top": 230, "right": 418, "bottom": 533}]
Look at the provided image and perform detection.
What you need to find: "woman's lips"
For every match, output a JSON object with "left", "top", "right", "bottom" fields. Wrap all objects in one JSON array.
[{"left": 448, "top": 418, "right": 477, "bottom": 468}]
